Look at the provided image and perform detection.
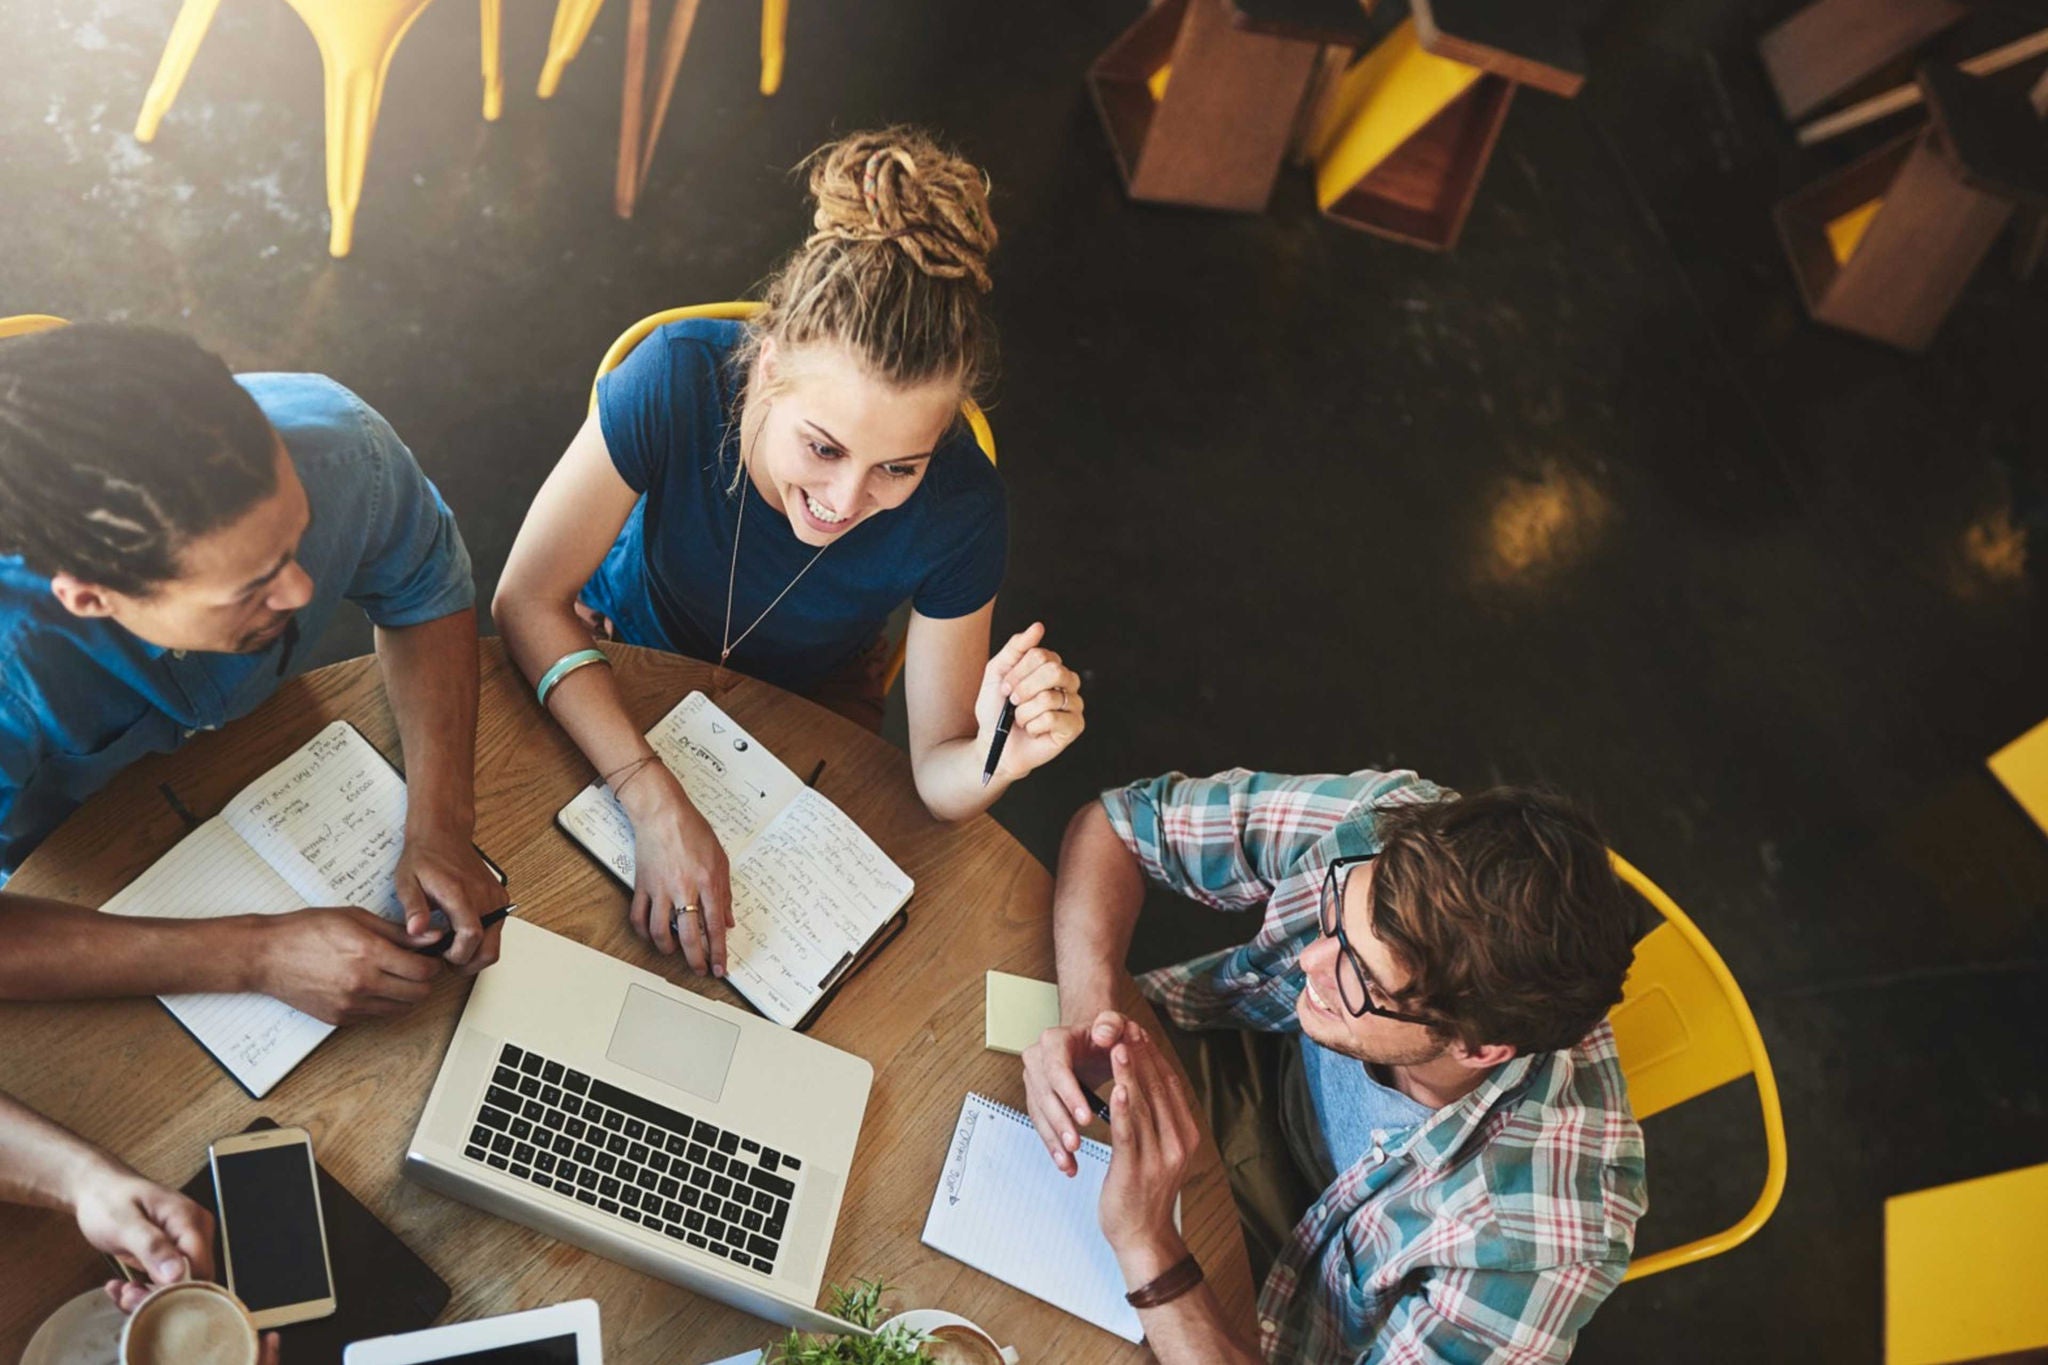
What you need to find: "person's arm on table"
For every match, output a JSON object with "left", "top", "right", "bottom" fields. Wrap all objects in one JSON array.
[
  {"left": 900, "top": 609, "right": 1084, "bottom": 822},
  {"left": 374, "top": 606, "right": 507, "bottom": 974},
  {"left": 1098, "top": 1035, "right": 1262, "bottom": 1365},
  {"left": 492, "top": 408, "right": 735, "bottom": 977},
  {"left": 0, "top": 891, "right": 438, "bottom": 1024}
]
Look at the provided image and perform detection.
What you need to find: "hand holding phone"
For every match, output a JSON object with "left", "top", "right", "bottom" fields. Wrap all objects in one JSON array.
[{"left": 209, "top": 1126, "right": 337, "bottom": 1329}]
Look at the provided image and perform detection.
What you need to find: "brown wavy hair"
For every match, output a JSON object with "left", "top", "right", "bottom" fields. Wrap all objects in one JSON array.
[{"left": 1368, "top": 788, "right": 1640, "bottom": 1055}]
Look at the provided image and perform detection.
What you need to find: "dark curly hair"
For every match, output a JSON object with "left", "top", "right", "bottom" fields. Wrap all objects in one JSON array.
[
  {"left": 0, "top": 324, "right": 278, "bottom": 596},
  {"left": 1368, "top": 788, "right": 1641, "bottom": 1056}
]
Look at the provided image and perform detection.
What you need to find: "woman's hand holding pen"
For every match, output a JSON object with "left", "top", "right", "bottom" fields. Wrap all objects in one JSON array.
[
  {"left": 618, "top": 761, "right": 734, "bottom": 978},
  {"left": 976, "top": 621, "right": 1085, "bottom": 783}
]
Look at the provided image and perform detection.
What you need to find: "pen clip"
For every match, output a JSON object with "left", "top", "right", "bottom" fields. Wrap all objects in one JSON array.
[{"left": 815, "top": 950, "right": 855, "bottom": 994}]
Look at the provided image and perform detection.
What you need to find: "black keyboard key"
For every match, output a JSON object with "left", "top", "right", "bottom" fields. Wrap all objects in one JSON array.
[
  {"left": 493, "top": 1065, "right": 518, "bottom": 1089},
  {"left": 687, "top": 1164, "right": 712, "bottom": 1189},
  {"left": 752, "top": 1256, "right": 774, "bottom": 1273},
  {"left": 600, "top": 1110, "right": 624, "bottom": 1133},
  {"left": 512, "top": 1164, "right": 531, "bottom": 1181},
  {"left": 464, "top": 1144, "right": 487, "bottom": 1161},
  {"left": 491, "top": 1132, "right": 515, "bottom": 1156},
  {"left": 686, "top": 1233, "right": 708, "bottom": 1249},
  {"left": 486, "top": 1085, "right": 520, "bottom": 1113},
  {"left": 628, "top": 1141, "right": 650, "bottom": 1164},
  {"left": 684, "top": 1209, "right": 705, "bottom": 1231},
  {"left": 557, "top": 1162, "right": 580, "bottom": 1183},
  {"left": 696, "top": 1123, "right": 724, "bottom": 1148},
  {"left": 552, "top": 1135, "right": 575, "bottom": 1157},
  {"left": 679, "top": 1186, "right": 701, "bottom": 1208},
  {"left": 500, "top": 1044, "right": 524, "bottom": 1068},
  {"left": 623, "top": 1118, "right": 645, "bottom": 1141},
  {"left": 711, "top": 1175, "right": 733, "bottom": 1199},
  {"left": 519, "top": 1051, "right": 545, "bottom": 1075},
  {"left": 563, "top": 1069, "right": 591, "bottom": 1095},
  {"left": 575, "top": 1142, "right": 597, "bottom": 1165},
  {"left": 716, "top": 1131, "right": 740, "bottom": 1156},
  {"left": 706, "top": 1152, "right": 728, "bottom": 1176},
  {"left": 782, "top": 1156, "right": 800, "bottom": 1170},
  {"left": 617, "top": 1188, "right": 640, "bottom": 1210},
  {"left": 621, "top": 1209, "right": 642, "bottom": 1225},
  {"left": 540, "top": 1085, "right": 562, "bottom": 1107},
  {"left": 620, "top": 1163, "right": 639, "bottom": 1185},
  {"left": 598, "top": 1199, "right": 618, "bottom": 1215},
  {"left": 742, "top": 1209, "right": 763, "bottom": 1232},
  {"left": 760, "top": 1149, "right": 781, "bottom": 1171},
  {"left": 518, "top": 1075, "right": 542, "bottom": 1098},
  {"left": 606, "top": 1133, "right": 629, "bottom": 1157},
  {"left": 576, "top": 1190, "right": 597, "bottom": 1206},
  {"left": 522, "top": 1100, "right": 545, "bottom": 1122},
  {"left": 541, "top": 1060, "right": 564, "bottom": 1084},
  {"left": 487, "top": 1154, "right": 509, "bottom": 1170},
  {"left": 748, "top": 1232, "right": 777, "bottom": 1258},
  {"left": 766, "top": 1212, "right": 786, "bottom": 1239},
  {"left": 664, "top": 1199, "right": 685, "bottom": 1222},
  {"left": 706, "top": 1218, "right": 728, "bottom": 1241},
  {"left": 560, "top": 1096, "right": 582, "bottom": 1119},
  {"left": 659, "top": 1176, "right": 680, "bottom": 1199},
  {"left": 723, "top": 1199, "right": 745, "bottom": 1223},
  {"left": 576, "top": 1167, "right": 598, "bottom": 1189},
  {"left": 536, "top": 1153, "right": 557, "bottom": 1174},
  {"left": 749, "top": 1167, "right": 796, "bottom": 1199},
  {"left": 565, "top": 1118, "right": 586, "bottom": 1141},
  {"left": 741, "top": 1138, "right": 760, "bottom": 1154},
  {"left": 637, "top": 1169, "right": 661, "bottom": 1192},
  {"left": 688, "top": 1143, "right": 710, "bottom": 1166},
  {"left": 666, "top": 1133, "right": 690, "bottom": 1156},
  {"left": 599, "top": 1176, "right": 620, "bottom": 1199},
  {"left": 470, "top": 1123, "right": 493, "bottom": 1147},
  {"left": 596, "top": 1153, "right": 617, "bottom": 1175},
  {"left": 665, "top": 1223, "right": 688, "bottom": 1241},
  {"left": 553, "top": 1179, "right": 575, "bottom": 1196},
  {"left": 510, "top": 1118, "right": 532, "bottom": 1141},
  {"left": 514, "top": 1142, "right": 537, "bottom": 1165},
  {"left": 752, "top": 1188, "right": 775, "bottom": 1213},
  {"left": 582, "top": 1078, "right": 696, "bottom": 1143}
]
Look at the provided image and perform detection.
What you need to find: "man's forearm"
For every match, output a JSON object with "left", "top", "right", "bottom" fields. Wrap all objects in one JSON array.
[
  {"left": 374, "top": 609, "right": 480, "bottom": 838},
  {"left": 0, "top": 894, "right": 257, "bottom": 1001},
  {"left": 1053, "top": 802, "right": 1148, "bottom": 1025},
  {"left": 1135, "top": 1281, "right": 1266, "bottom": 1365},
  {"left": 0, "top": 1089, "right": 112, "bottom": 1211}
]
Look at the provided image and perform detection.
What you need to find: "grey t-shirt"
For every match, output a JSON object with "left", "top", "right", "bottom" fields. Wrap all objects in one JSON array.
[{"left": 1281, "top": 1035, "right": 1436, "bottom": 1190}]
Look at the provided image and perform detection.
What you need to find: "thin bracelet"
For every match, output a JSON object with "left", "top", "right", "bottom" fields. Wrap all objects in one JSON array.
[
  {"left": 536, "top": 648, "right": 608, "bottom": 708},
  {"left": 1125, "top": 1253, "right": 1203, "bottom": 1309},
  {"left": 609, "top": 756, "right": 659, "bottom": 801}
]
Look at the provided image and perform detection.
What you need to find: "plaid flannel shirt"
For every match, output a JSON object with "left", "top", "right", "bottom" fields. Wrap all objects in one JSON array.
[{"left": 1100, "top": 769, "right": 1647, "bottom": 1365}]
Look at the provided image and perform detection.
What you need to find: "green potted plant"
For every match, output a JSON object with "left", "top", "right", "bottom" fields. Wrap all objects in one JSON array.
[{"left": 766, "top": 1281, "right": 934, "bottom": 1364}]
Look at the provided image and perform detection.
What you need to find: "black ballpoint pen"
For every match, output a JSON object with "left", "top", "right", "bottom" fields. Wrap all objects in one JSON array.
[
  {"left": 417, "top": 902, "right": 518, "bottom": 956},
  {"left": 980, "top": 699, "right": 1016, "bottom": 787}
]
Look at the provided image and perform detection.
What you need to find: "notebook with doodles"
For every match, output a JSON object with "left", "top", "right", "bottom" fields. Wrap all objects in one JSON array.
[
  {"left": 97, "top": 722, "right": 429, "bottom": 1099},
  {"left": 556, "top": 690, "right": 913, "bottom": 1029},
  {"left": 922, "top": 1092, "right": 1147, "bottom": 1344}
]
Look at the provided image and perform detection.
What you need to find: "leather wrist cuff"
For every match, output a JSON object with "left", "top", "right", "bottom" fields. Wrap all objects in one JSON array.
[{"left": 1125, "top": 1252, "right": 1204, "bottom": 1309}]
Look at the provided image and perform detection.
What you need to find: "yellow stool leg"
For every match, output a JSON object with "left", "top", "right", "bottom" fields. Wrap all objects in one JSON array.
[
  {"left": 759, "top": 0, "right": 787, "bottom": 95},
  {"left": 539, "top": 0, "right": 607, "bottom": 98},
  {"left": 480, "top": 0, "right": 503, "bottom": 120},
  {"left": 133, "top": 0, "right": 224, "bottom": 143},
  {"left": 293, "top": 0, "right": 434, "bottom": 257}
]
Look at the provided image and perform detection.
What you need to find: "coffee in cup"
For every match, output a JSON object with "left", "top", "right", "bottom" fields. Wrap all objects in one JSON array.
[
  {"left": 919, "top": 1323, "right": 1008, "bottom": 1365},
  {"left": 121, "top": 1282, "right": 260, "bottom": 1365}
]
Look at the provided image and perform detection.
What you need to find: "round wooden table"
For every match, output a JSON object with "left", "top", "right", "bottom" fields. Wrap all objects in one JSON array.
[{"left": 0, "top": 641, "right": 1255, "bottom": 1362}]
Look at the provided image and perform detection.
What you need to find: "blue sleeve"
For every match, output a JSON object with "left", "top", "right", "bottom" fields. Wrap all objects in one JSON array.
[
  {"left": 912, "top": 472, "right": 1007, "bottom": 619},
  {"left": 345, "top": 407, "right": 476, "bottom": 628},
  {"left": 0, "top": 690, "right": 42, "bottom": 882},
  {"left": 595, "top": 328, "right": 681, "bottom": 495}
]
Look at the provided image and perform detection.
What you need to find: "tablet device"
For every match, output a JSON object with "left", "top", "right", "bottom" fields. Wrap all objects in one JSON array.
[{"left": 342, "top": 1300, "right": 601, "bottom": 1364}]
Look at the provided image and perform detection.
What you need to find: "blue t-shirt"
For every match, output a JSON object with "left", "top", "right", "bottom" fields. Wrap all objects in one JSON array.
[
  {"left": 581, "top": 319, "right": 1007, "bottom": 692},
  {"left": 1284, "top": 1035, "right": 1436, "bottom": 1189},
  {"left": 0, "top": 373, "right": 475, "bottom": 881}
]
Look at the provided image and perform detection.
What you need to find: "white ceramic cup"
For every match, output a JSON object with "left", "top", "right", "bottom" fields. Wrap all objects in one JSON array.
[
  {"left": 118, "top": 1279, "right": 260, "bottom": 1365},
  {"left": 879, "top": 1308, "right": 1021, "bottom": 1365}
]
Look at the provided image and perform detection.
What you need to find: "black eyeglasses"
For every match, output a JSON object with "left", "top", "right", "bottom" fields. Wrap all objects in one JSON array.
[{"left": 1318, "top": 854, "right": 1438, "bottom": 1026}]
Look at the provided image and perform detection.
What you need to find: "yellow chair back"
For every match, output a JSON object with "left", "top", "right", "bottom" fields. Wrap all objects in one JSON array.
[
  {"left": 0, "top": 315, "right": 68, "bottom": 341},
  {"left": 1608, "top": 852, "right": 1788, "bottom": 1282}
]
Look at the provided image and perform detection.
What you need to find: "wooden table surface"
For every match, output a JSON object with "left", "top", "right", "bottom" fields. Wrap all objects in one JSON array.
[{"left": 0, "top": 641, "right": 1255, "bottom": 1362}]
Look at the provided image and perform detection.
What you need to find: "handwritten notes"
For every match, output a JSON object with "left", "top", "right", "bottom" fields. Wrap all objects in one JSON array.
[
  {"left": 95, "top": 721, "right": 413, "bottom": 1097},
  {"left": 557, "top": 693, "right": 913, "bottom": 1027}
]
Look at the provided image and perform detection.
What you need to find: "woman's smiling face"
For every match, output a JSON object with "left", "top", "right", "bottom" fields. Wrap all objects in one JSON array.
[{"left": 748, "top": 341, "right": 961, "bottom": 547}]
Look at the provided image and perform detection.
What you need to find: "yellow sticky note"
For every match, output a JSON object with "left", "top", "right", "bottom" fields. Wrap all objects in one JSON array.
[
  {"left": 1825, "top": 197, "right": 1883, "bottom": 266},
  {"left": 1989, "top": 717, "right": 2048, "bottom": 836},
  {"left": 985, "top": 971, "right": 1060, "bottom": 1055}
]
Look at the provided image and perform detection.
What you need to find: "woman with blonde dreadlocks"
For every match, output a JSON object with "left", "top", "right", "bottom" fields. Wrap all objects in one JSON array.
[{"left": 495, "top": 128, "right": 1086, "bottom": 978}]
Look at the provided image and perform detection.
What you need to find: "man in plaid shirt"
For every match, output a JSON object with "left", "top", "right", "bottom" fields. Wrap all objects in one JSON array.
[{"left": 1020, "top": 768, "right": 1647, "bottom": 1363}]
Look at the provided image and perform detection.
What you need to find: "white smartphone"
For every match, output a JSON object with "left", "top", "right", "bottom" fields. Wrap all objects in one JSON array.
[{"left": 208, "top": 1125, "right": 338, "bottom": 1328}]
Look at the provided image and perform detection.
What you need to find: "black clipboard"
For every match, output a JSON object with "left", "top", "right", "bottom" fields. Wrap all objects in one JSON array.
[{"left": 174, "top": 1118, "right": 449, "bottom": 1362}]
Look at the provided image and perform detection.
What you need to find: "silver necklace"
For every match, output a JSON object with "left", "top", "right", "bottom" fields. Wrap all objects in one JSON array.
[{"left": 720, "top": 408, "right": 828, "bottom": 667}]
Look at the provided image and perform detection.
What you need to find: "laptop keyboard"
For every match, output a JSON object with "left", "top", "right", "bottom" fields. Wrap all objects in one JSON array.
[{"left": 463, "top": 1042, "right": 802, "bottom": 1277}]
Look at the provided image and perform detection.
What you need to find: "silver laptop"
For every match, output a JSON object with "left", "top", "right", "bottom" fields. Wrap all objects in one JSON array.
[{"left": 405, "top": 917, "right": 873, "bottom": 1335}]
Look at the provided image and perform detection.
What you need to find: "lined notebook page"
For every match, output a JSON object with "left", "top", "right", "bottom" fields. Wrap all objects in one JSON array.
[
  {"left": 223, "top": 721, "right": 410, "bottom": 919},
  {"left": 922, "top": 1093, "right": 1143, "bottom": 1343},
  {"left": 558, "top": 692, "right": 911, "bottom": 1027},
  {"left": 98, "top": 819, "right": 334, "bottom": 1098}
]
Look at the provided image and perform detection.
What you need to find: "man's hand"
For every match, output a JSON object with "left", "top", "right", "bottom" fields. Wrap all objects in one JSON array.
[
  {"left": 1022, "top": 1009, "right": 1134, "bottom": 1175},
  {"left": 394, "top": 828, "right": 507, "bottom": 974},
  {"left": 1099, "top": 1031, "right": 1201, "bottom": 1283},
  {"left": 70, "top": 1159, "right": 214, "bottom": 1301},
  {"left": 251, "top": 908, "right": 444, "bottom": 1025}
]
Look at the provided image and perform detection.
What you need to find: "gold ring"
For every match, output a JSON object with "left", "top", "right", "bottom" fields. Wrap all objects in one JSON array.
[{"left": 682, "top": 904, "right": 703, "bottom": 918}]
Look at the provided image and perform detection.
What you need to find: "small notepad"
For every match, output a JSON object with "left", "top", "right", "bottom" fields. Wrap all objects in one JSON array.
[
  {"left": 984, "top": 970, "right": 1061, "bottom": 1055},
  {"left": 922, "top": 1093, "right": 1143, "bottom": 1343}
]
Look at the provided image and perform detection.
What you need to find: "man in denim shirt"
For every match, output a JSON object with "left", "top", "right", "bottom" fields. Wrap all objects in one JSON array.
[{"left": 0, "top": 324, "right": 504, "bottom": 1023}]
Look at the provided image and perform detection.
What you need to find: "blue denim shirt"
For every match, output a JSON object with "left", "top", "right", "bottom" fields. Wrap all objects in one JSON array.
[{"left": 0, "top": 373, "right": 474, "bottom": 881}]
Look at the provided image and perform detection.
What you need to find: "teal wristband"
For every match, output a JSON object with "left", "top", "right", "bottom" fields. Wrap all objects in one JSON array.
[{"left": 537, "top": 648, "right": 608, "bottom": 708}]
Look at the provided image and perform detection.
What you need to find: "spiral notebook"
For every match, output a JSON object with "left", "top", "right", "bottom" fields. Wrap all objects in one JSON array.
[
  {"left": 921, "top": 1092, "right": 1145, "bottom": 1344},
  {"left": 557, "top": 690, "right": 913, "bottom": 1029}
]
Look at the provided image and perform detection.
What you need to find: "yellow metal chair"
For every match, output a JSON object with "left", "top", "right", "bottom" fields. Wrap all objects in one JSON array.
[
  {"left": 0, "top": 315, "right": 69, "bottom": 341},
  {"left": 590, "top": 302, "right": 996, "bottom": 693},
  {"left": 1885, "top": 1162, "right": 2048, "bottom": 1364},
  {"left": 133, "top": 0, "right": 506, "bottom": 257},
  {"left": 537, "top": 0, "right": 789, "bottom": 99},
  {"left": 1607, "top": 852, "right": 1789, "bottom": 1282}
]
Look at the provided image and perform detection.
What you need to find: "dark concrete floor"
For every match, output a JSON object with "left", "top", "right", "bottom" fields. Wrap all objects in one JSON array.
[{"left": 6, "top": 0, "right": 2047, "bottom": 1359}]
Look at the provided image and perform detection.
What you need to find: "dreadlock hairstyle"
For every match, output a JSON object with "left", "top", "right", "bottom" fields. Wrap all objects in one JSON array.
[
  {"left": 737, "top": 126, "right": 1000, "bottom": 414},
  {"left": 0, "top": 324, "right": 278, "bottom": 597}
]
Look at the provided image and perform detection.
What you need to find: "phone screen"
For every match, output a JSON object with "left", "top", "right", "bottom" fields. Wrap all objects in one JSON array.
[
  {"left": 435, "top": 1340, "right": 579, "bottom": 1364},
  {"left": 214, "top": 1143, "right": 332, "bottom": 1312}
]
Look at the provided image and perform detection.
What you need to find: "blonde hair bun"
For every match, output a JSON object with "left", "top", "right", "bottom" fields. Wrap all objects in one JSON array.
[{"left": 803, "top": 127, "right": 998, "bottom": 294}]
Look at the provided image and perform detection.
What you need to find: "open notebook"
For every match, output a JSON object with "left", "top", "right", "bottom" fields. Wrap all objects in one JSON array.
[
  {"left": 98, "top": 722, "right": 418, "bottom": 1099},
  {"left": 556, "top": 690, "right": 913, "bottom": 1029},
  {"left": 922, "top": 1093, "right": 1146, "bottom": 1344}
]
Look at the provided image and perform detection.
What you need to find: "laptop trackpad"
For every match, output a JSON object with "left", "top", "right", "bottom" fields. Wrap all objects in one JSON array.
[{"left": 606, "top": 984, "right": 740, "bottom": 1104}]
